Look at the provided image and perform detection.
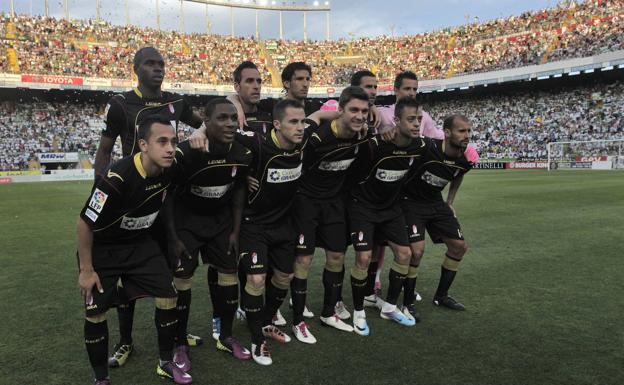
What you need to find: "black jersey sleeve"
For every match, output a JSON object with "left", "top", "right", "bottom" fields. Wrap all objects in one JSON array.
[
  {"left": 102, "top": 96, "right": 126, "bottom": 139},
  {"left": 79, "top": 171, "right": 124, "bottom": 229},
  {"left": 258, "top": 98, "right": 277, "bottom": 114},
  {"left": 179, "top": 97, "right": 202, "bottom": 129}
]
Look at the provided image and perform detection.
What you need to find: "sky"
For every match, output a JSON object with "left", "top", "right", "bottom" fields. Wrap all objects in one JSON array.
[{"left": 3, "top": 0, "right": 564, "bottom": 40}]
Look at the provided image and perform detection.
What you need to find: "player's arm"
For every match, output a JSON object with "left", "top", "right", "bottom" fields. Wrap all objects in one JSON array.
[
  {"left": 369, "top": 104, "right": 381, "bottom": 130},
  {"left": 226, "top": 94, "right": 247, "bottom": 129},
  {"left": 77, "top": 217, "right": 102, "bottom": 304},
  {"left": 446, "top": 174, "right": 464, "bottom": 216},
  {"left": 306, "top": 110, "right": 339, "bottom": 126},
  {"left": 228, "top": 179, "right": 247, "bottom": 257},
  {"left": 95, "top": 98, "right": 125, "bottom": 180}
]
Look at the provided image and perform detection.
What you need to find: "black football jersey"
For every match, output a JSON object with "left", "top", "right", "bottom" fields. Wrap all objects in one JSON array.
[
  {"left": 236, "top": 129, "right": 309, "bottom": 224},
  {"left": 298, "top": 119, "right": 366, "bottom": 199},
  {"left": 80, "top": 153, "right": 173, "bottom": 244},
  {"left": 242, "top": 109, "right": 274, "bottom": 136},
  {"left": 403, "top": 138, "right": 472, "bottom": 203},
  {"left": 258, "top": 98, "right": 324, "bottom": 117},
  {"left": 351, "top": 136, "right": 426, "bottom": 210},
  {"left": 103, "top": 89, "right": 199, "bottom": 156}
]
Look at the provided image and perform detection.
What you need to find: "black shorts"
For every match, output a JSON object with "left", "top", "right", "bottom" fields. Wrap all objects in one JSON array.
[
  {"left": 401, "top": 198, "right": 464, "bottom": 244},
  {"left": 84, "top": 239, "right": 176, "bottom": 317},
  {"left": 174, "top": 206, "right": 235, "bottom": 278},
  {"left": 292, "top": 194, "right": 348, "bottom": 255},
  {"left": 347, "top": 199, "right": 409, "bottom": 251},
  {"left": 239, "top": 219, "right": 295, "bottom": 275}
]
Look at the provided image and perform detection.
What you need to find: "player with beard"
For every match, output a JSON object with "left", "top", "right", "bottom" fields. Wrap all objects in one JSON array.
[
  {"left": 400, "top": 114, "right": 473, "bottom": 316},
  {"left": 95, "top": 47, "right": 205, "bottom": 369},
  {"left": 348, "top": 97, "right": 426, "bottom": 335},
  {"left": 231, "top": 61, "right": 274, "bottom": 135}
]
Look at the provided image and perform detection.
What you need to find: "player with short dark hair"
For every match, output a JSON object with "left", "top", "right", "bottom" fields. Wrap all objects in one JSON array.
[
  {"left": 232, "top": 61, "right": 274, "bottom": 135},
  {"left": 350, "top": 70, "right": 378, "bottom": 107},
  {"left": 348, "top": 97, "right": 426, "bottom": 335},
  {"left": 95, "top": 47, "right": 205, "bottom": 369},
  {"left": 163, "top": 98, "right": 253, "bottom": 371},
  {"left": 77, "top": 117, "right": 192, "bottom": 385},
  {"left": 288, "top": 86, "right": 371, "bottom": 343},
  {"left": 236, "top": 99, "right": 309, "bottom": 365},
  {"left": 401, "top": 114, "right": 473, "bottom": 315}
]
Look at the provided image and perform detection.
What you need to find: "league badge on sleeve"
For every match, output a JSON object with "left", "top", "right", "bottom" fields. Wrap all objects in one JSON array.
[{"left": 88, "top": 188, "right": 108, "bottom": 213}]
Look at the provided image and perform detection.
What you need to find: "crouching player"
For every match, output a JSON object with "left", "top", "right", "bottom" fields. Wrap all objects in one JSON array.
[{"left": 77, "top": 116, "right": 192, "bottom": 385}]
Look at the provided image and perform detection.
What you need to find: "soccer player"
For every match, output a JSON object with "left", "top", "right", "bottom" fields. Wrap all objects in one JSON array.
[
  {"left": 289, "top": 86, "right": 371, "bottom": 343},
  {"left": 164, "top": 99, "right": 253, "bottom": 371},
  {"left": 236, "top": 99, "right": 308, "bottom": 365},
  {"left": 94, "top": 47, "right": 205, "bottom": 368},
  {"left": 348, "top": 97, "right": 426, "bottom": 335},
  {"left": 400, "top": 114, "right": 473, "bottom": 314},
  {"left": 231, "top": 61, "right": 274, "bottom": 135},
  {"left": 350, "top": 70, "right": 378, "bottom": 110},
  {"left": 77, "top": 116, "right": 191, "bottom": 385}
]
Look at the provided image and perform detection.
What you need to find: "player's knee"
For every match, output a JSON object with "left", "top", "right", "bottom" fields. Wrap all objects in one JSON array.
[
  {"left": 217, "top": 272, "right": 238, "bottom": 287},
  {"left": 272, "top": 270, "right": 294, "bottom": 289},
  {"left": 294, "top": 258, "right": 311, "bottom": 280},
  {"left": 155, "top": 296, "right": 177, "bottom": 310},
  {"left": 85, "top": 313, "right": 107, "bottom": 323},
  {"left": 244, "top": 281, "right": 265, "bottom": 296},
  {"left": 394, "top": 246, "right": 412, "bottom": 265},
  {"left": 355, "top": 251, "right": 372, "bottom": 269},
  {"left": 325, "top": 254, "right": 344, "bottom": 272},
  {"left": 448, "top": 241, "right": 468, "bottom": 259},
  {"left": 246, "top": 273, "right": 266, "bottom": 288},
  {"left": 174, "top": 276, "right": 193, "bottom": 291}
]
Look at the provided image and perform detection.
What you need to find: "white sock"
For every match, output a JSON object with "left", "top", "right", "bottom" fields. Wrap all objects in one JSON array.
[
  {"left": 354, "top": 309, "right": 366, "bottom": 319},
  {"left": 382, "top": 302, "right": 396, "bottom": 313}
]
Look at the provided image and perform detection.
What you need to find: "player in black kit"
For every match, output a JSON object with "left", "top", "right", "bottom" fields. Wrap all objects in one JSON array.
[
  {"left": 77, "top": 116, "right": 192, "bottom": 385},
  {"left": 94, "top": 46, "right": 205, "bottom": 369},
  {"left": 163, "top": 99, "right": 253, "bottom": 373},
  {"left": 236, "top": 99, "right": 308, "bottom": 366},
  {"left": 348, "top": 97, "right": 426, "bottom": 335},
  {"left": 288, "top": 86, "right": 372, "bottom": 344},
  {"left": 401, "top": 114, "right": 473, "bottom": 313}
]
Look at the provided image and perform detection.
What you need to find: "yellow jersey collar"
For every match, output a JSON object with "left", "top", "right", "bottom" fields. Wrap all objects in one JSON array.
[{"left": 133, "top": 152, "right": 147, "bottom": 179}]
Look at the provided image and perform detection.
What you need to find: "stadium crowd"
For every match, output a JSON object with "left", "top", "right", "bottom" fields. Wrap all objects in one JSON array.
[
  {"left": 1, "top": 80, "right": 621, "bottom": 171},
  {"left": 1, "top": 0, "right": 622, "bottom": 84}
]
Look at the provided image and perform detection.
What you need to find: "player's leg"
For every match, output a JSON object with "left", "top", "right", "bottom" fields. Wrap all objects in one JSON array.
[
  {"left": 262, "top": 267, "right": 294, "bottom": 344},
  {"left": 434, "top": 237, "right": 468, "bottom": 310},
  {"left": 378, "top": 241, "right": 415, "bottom": 326},
  {"left": 154, "top": 296, "right": 192, "bottom": 384},
  {"left": 403, "top": 240, "right": 425, "bottom": 322},
  {"left": 319, "top": 250, "right": 354, "bottom": 332},
  {"left": 207, "top": 264, "right": 222, "bottom": 340},
  {"left": 290, "top": 253, "right": 317, "bottom": 343},
  {"left": 365, "top": 244, "right": 385, "bottom": 304},
  {"left": 108, "top": 283, "right": 135, "bottom": 368}
]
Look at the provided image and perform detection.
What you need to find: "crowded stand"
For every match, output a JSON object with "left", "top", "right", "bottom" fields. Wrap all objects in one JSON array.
[
  {"left": 1, "top": 80, "right": 621, "bottom": 171},
  {"left": 1, "top": 0, "right": 622, "bottom": 84}
]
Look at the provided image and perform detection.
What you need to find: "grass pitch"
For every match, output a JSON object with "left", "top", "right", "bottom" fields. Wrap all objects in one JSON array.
[{"left": 1, "top": 170, "right": 623, "bottom": 385}]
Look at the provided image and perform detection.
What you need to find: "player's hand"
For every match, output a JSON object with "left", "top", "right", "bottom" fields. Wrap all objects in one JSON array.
[
  {"left": 226, "top": 95, "right": 248, "bottom": 129},
  {"left": 79, "top": 269, "right": 103, "bottom": 305},
  {"left": 448, "top": 203, "right": 457, "bottom": 217},
  {"left": 227, "top": 232, "right": 239, "bottom": 257},
  {"left": 247, "top": 175, "right": 260, "bottom": 193},
  {"left": 189, "top": 129, "right": 210, "bottom": 152},
  {"left": 380, "top": 127, "right": 396, "bottom": 141},
  {"left": 168, "top": 238, "right": 190, "bottom": 269},
  {"left": 369, "top": 105, "right": 381, "bottom": 130}
]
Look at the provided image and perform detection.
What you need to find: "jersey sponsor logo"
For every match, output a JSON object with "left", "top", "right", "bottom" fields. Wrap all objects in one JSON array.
[
  {"left": 85, "top": 208, "right": 99, "bottom": 222},
  {"left": 119, "top": 211, "right": 159, "bottom": 230},
  {"left": 318, "top": 158, "right": 355, "bottom": 171},
  {"left": 421, "top": 170, "right": 450, "bottom": 188},
  {"left": 375, "top": 168, "right": 408, "bottom": 182},
  {"left": 267, "top": 165, "right": 302, "bottom": 183},
  {"left": 88, "top": 188, "right": 108, "bottom": 213},
  {"left": 190, "top": 183, "right": 233, "bottom": 199}
]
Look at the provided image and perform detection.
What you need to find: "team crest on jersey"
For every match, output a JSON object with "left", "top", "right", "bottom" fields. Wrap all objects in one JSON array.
[
  {"left": 354, "top": 145, "right": 359, "bottom": 155},
  {"left": 409, "top": 157, "right": 414, "bottom": 166},
  {"left": 88, "top": 188, "right": 108, "bottom": 213},
  {"left": 232, "top": 166, "right": 237, "bottom": 177},
  {"left": 252, "top": 252, "right": 258, "bottom": 264},
  {"left": 103, "top": 103, "right": 111, "bottom": 119},
  {"left": 262, "top": 123, "right": 267, "bottom": 134},
  {"left": 168, "top": 103, "right": 175, "bottom": 114},
  {"left": 412, "top": 225, "right": 418, "bottom": 234},
  {"left": 162, "top": 190, "right": 167, "bottom": 202},
  {"left": 299, "top": 234, "right": 305, "bottom": 245},
  {"left": 358, "top": 231, "right": 364, "bottom": 242}
]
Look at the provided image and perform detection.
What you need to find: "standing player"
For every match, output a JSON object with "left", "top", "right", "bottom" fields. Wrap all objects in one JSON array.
[
  {"left": 289, "top": 86, "right": 372, "bottom": 343},
  {"left": 348, "top": 97, "right": 426, "bottom": 335},
  {"left": 94, "top": 47, "right": 205, "bottom": 368},
  {"left": 236, "top": 99, "right": 308, "bottom": 365},
  {"left": 400, "top": 114, "right": 473, "bottom": 315},
  {"left": 164, "top": 99, "right": 253, "bottom": 372},
  {"left": 77, "top": 116, "right": 191, "bottom": 385},
  {"left": 231, "top": 61, "right": 274, "bottom": 135}
]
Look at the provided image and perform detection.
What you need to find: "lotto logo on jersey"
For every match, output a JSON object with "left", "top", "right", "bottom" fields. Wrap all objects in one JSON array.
[
  {"left": 318, "top": 158, "right": 355, "bottom": 171},
  {"left": 119, "top": 212, "right": 159, "bottom": 230},
  {"left": 88, "top": 188, "right": 108, "bottom": 213},
  {"left": 190, "top": 183, "right": 233, "bottom": 199},
  {"left": 421, "top": 170, "right": 450, "bottom": 188},
  {"left": 375, "top": 168, "right": 408, "bottom": 182},
  {"left": 267, "top": 165, "right": 302, "bottom": 183}
]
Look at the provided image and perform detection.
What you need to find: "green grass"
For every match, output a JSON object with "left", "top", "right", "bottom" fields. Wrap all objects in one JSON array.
[{"left": 1, "top": 170, "right": 623, "bottom": 385}]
